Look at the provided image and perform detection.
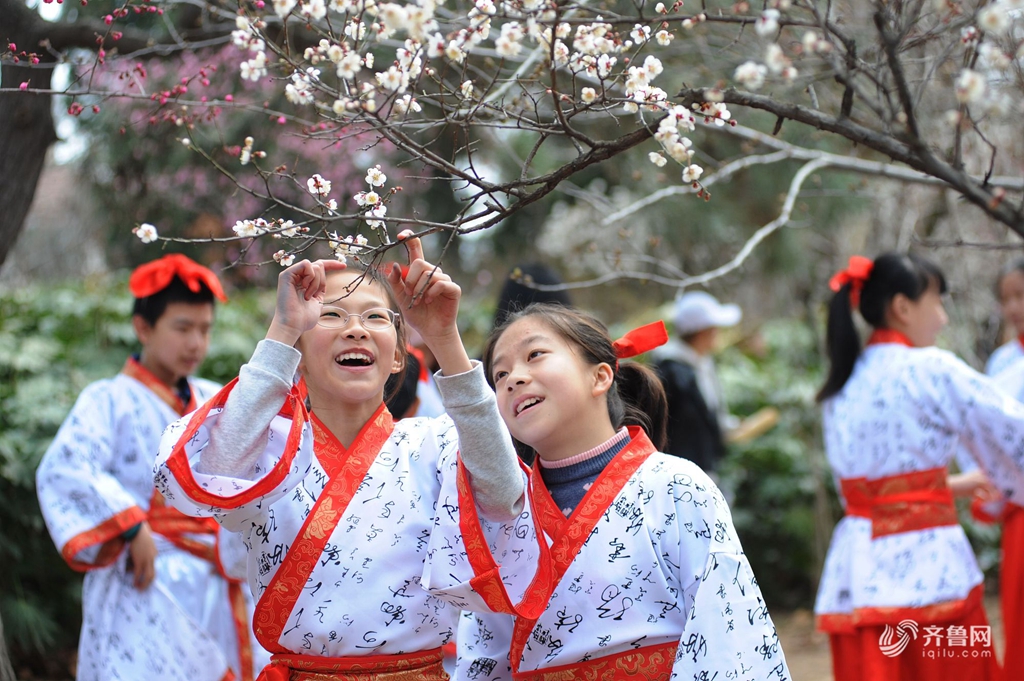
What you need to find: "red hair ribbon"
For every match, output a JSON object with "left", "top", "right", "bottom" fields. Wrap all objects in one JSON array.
[
  {"left": 612, "top": 320, "right": 669, "bottom": 360},
  {"left": 129, "top": 254, "right": 227, "bottom": 302},
  {"left": 829, "top": 255, "right": 874, "bottom": 308}
]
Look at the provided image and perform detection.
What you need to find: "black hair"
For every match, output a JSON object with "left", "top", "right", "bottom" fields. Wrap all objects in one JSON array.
[
  {"left": 997, "top": 258, "right": 1024, "bottom": 298},
  {"left": 817, "top": 252, "right": 947, "bottom": 402},
  {"left": 493, "top": 263, "right": 573, "bottom": 330},
  {"left": 385, "top": 348, "right": 420, "bottom": 418},
  {"left": 483, "top": 303, "right": 667, "bottom": 462},
  {"left": 132, "top": 276, "right": 216, "bottom": 326}
]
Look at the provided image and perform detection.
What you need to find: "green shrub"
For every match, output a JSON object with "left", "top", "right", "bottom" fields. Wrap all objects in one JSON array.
[{"left": 718, "top": 319, "right": 840, "bottom": 610}]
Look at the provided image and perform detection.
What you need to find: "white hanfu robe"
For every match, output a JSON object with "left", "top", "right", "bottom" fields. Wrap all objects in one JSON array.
[
  {"left": 154, "top": 345, "right": 547, "bottom": 679},
  {"left": 815, "top": 342, "right": 1024, "bottom": 632},
  {"left": 36, "top": 358, "right": 267, "bottom": 681},
  {"left": 456, "top": 427, "right": 791, "bottom": 681},
  {"left": 986, "top": 337, "right": 1024, "bottom": 377}
]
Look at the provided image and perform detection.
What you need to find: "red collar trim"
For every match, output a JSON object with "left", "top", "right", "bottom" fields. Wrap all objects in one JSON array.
[
  {"left": 867, "top": 329, "right": 914, "bottom": 348},
  {"left": 309, "top": 402, "right": 395, "bottom": 479},
  {"left": 121, "top": 357, "right": 195, "bottom": 416}
]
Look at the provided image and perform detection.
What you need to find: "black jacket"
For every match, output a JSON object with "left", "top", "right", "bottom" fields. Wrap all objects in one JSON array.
[{"left": 653, "top": 358, "right": 726, "bottom": 473}]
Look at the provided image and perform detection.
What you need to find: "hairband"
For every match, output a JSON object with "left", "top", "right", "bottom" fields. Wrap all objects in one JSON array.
[
  {"left": 612, "top": 320, "right": 669, "bottom": 366},
  {"left": 129, "top": 254, "right": 227, "bottom": 302},
  {"left": 829, "top": 255, "right": 874, "bottom": 308}
]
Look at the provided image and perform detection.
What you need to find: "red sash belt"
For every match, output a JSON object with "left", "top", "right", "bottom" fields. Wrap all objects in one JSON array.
[
  {"left": 256, "top": 648, "right": 446, "bottom": 681},
  {"left": 841, "top": 467, "right": 957, "bottom": 538},
  {"left": 513, "top": 641, "right": 676, "bottom": 681}
]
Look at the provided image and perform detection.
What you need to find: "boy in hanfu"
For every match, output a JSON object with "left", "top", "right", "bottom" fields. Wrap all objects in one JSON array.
[{"left": 36, "top": 254, "right": 267, "bottom": 681}]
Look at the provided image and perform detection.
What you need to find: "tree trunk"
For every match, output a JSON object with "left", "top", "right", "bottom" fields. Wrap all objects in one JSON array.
[{"left": 0, "top": 0, "right": 59, "bottom": 271}]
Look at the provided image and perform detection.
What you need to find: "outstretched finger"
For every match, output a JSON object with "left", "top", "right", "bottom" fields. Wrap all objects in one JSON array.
[{"left": 398, "top": 230, "right": 425, "bottom": 265}]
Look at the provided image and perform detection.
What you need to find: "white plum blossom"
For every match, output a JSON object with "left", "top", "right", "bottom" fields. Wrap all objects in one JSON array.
[
  {"left": 460, "top": 80, "right": 474, "bottom": 98},
  {"left": 366, "top": 166, "right": 387, "bottom": 187},
  {"left": 285, "top": 68, "right": 319, "bottom": 105},
  {"left": 765, "top": 43, "right": 789, "bottom": 74},
  {"left": 240, "top": 52, "right": 268, "bottom": 82},
  {"left": 979, "top": 43, "right": 1011, "bottom": 70},
  {"left": 337, "top": 52, "right": 363, "bottom": 79},
  {"left": 365, "top": 204, "right": 387, "bottom": 229},
  {"left": 376, "top": 66, "right": 406, "bottom": 91},
  {"left": 643, "top": 55, "right": 664, "bottom": 79},
  {"left": 233, "top": 219, "right": 264, "bottom": 238},
  {"left": 240, "top": 136, "right": 255, "bottom": 165},
  {"left": 682, "top": 163, "right": 703, "bottom": 183},
  {"left": 273, "top": 0, "right": 297, "bottom": 17},
  {"left": 354, "top": 190, "right": 381, "bottom": 206},
  {"left": 978, "top": 4, "right": 1011, "bottom": 35},
  {"left": 655, "top": 29, "right": 674, "bottom": 46},
  {"left": 734, "top": 61, "right": 767, "bottom": 90},
  {"left": 960, "top": 26, "right": 980, "bottom": 45},
  {"left": 597, "top": 54, "right": 616, "bottom": 78},
  {"left": 648, "top": 152, "right": 668, "bottom": 167},
  {"left": 630, "top": 24, "right": 652, "bottom": 43},
  {"left": 393, "top": 94, "right": 422, "bottom": 114},
  {"left": 273, "top": 250, "right": 296, "bottom": 267},
  {"left": 955, "top": 69, "right": 986, "bottom": 104},
  {"left": 445, "top": 41, "right": 467, "bottom": 63},
  {"left": 134, "top": 223, "right": 158, "bottom": 243},
  {"left": 755, "top": 9, "right": 780, "bottom": 37},
  {"left": 496, "top": 22, "right": 525, "bottom": 57},
  {"left": 301, "top": 0, "right": 328, "bottom": 20},
  {"left": 801, "top": 31, "right": 819, "bottom": 53},
  {"left": 580, "top": 87, "right": 597, "bottom": 103},
  {"left": 278, "top": 220, "right": 300, "bottom": 237},
  {"left": 307, "top": 174, "right": 333, "bottom": 196}
]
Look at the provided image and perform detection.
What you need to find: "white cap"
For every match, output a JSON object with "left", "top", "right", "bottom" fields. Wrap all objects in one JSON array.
[{"left": 672, "top": 291, "right": 742, "bottom": 335}]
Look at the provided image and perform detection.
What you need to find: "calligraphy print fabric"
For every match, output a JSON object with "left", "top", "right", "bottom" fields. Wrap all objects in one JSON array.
[
  {"left": 37, "top": 374, "right": 263, "bottom": 681},
  {"left": 456, "top": 453, "right": 791, "bottom": 681},
  {"left": 816, "top": 344, "right": 1024, "bottom": 623},
  {"left": 156, "top": 403, "right": 543, "bottom": 658}
]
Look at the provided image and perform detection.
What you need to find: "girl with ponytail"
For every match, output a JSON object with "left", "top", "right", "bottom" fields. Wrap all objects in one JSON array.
[
  {"left": 455, "top": 303, "right": 790, "bottom": 681},
  {"left": 815, "top": 252, "right": 1024, "bottom": 681}
]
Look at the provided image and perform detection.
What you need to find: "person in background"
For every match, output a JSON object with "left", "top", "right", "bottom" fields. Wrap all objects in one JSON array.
[
  {"left": 815, "top": 252, "right": 1024, "bottom": 681},
  {"left": 36, "top": 254, "right": 267, "bottom": 681},
  {"left": 651, "top": 291, "right": 741, "bottom": 474},
  {"left": 986, "top": 257, "right": 1024, "bottom": 376}
]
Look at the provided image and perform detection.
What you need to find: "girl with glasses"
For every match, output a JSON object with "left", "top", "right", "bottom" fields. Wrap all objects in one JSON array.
[{"left": 155, "top": 234, "right": 547, "bottom": 681}]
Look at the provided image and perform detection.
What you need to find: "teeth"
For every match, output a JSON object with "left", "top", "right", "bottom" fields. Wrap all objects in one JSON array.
[
  {"left": 336, "top": 352, "right": 373, "bottom": 363},
  {"left": 517, "top": 397, "right": 541, "bottom": 414}
]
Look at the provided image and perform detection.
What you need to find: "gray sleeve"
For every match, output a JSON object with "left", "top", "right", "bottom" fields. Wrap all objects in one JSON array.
[
  {"left": 197, "top": 339, "right": 301, "bottom": 478},
  {"left": 434, "top": 361, "right": 525, "bottom": 521}
]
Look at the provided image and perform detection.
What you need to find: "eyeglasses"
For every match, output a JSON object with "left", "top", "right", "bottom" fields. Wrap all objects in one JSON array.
[{"left": 317, "top": 306, "right": 399, "bottom": 330}]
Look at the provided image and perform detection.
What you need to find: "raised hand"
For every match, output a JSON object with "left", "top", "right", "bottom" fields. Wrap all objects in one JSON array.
[
  {"left": 267, "top": 259, "right": 348, "bottom": 346},
  {"left": 387, "top": 231, "right": 472, "bottom": 376}
]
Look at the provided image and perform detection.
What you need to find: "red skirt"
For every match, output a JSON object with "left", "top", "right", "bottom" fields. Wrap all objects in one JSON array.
[
  {"left": 829, "top": 588, "right": 999, "bottom": 681},
  {"left": 1001, "top": 504, "right": 1024, "bottom": 679}
]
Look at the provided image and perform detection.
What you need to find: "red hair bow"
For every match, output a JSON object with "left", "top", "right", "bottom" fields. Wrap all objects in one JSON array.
[
  {"left": 612, "top": 321, "right": 669, "bottom": 360},
  {"left": 129, "top": 254, "right": 227, "bottom": 301},
  {"left": 829, "top": 255, "right": 874, "bottom": 308}
]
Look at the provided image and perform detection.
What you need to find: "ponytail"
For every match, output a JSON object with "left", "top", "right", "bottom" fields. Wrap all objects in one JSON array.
[
  {"left": 817, "top": 252, "right": 947, "bottom": 402},
  {"left": 613, "top": 362, "right": 667, "bottom": 450},
  {"left": 816, "top": 283, "right": 861, "bottom": 402}
]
